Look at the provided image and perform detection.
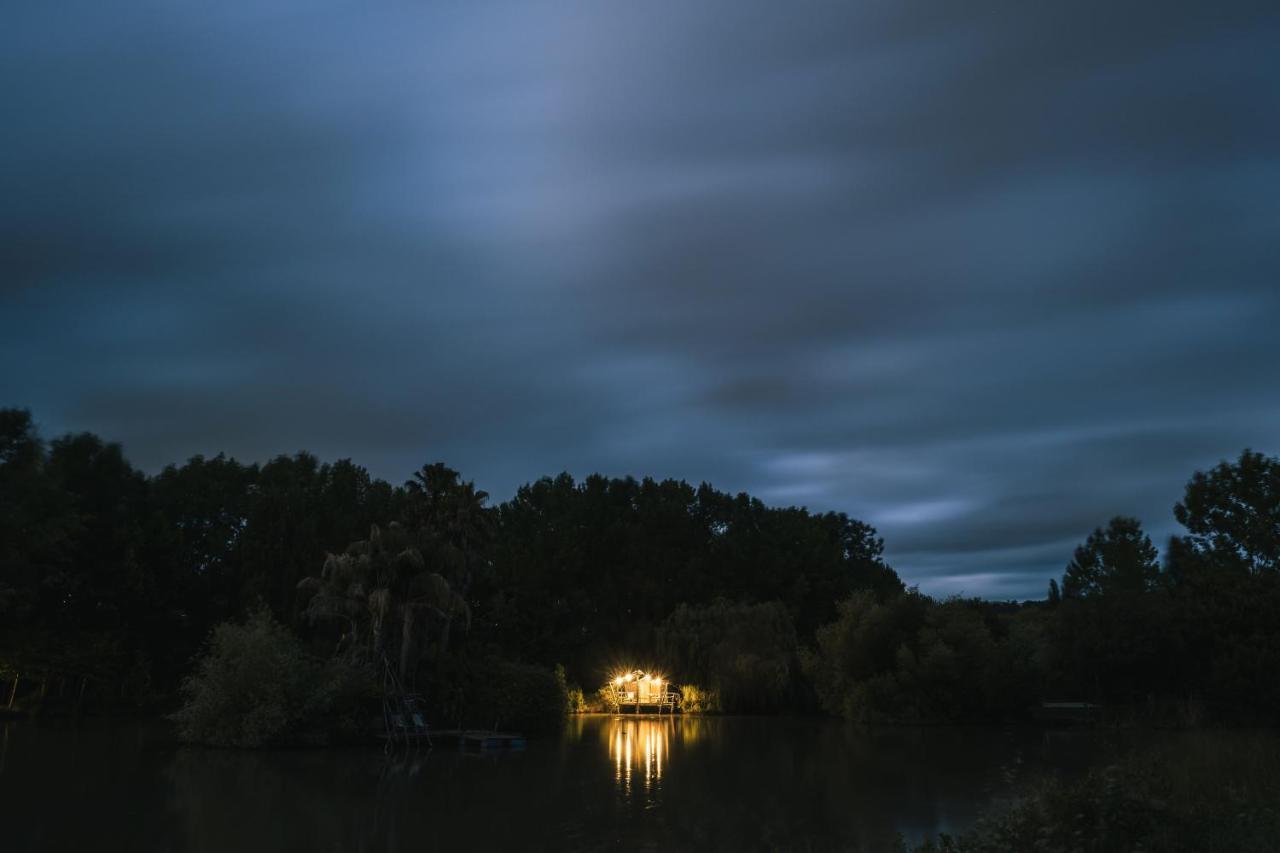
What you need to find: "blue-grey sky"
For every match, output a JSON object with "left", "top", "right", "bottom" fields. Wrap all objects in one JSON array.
[{"left": 4, "top": 2, "right": 1279, "bottom": 598}]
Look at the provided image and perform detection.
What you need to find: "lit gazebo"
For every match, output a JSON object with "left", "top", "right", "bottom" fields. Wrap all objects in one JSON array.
[{"left": 606, "top": 669, "right": 678, "bottom": 714}]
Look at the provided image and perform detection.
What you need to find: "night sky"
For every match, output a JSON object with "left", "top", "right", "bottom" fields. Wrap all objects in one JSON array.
[{"left": 4, "top": 2, "right": 1278, "bottom": 598}]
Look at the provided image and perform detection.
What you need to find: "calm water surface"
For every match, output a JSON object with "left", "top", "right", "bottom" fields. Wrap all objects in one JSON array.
[{"left": 0, "top": 715, "right": 1146, "bottom": 852}]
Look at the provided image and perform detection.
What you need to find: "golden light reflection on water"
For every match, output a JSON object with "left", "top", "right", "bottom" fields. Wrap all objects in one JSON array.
[{"left": 607, "top": 717, "right": 673, "bottom": 795}]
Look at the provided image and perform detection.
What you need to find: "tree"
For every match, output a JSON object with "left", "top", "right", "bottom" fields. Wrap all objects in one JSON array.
[
  {"left": 403, "top": 462, "right": 493, "bottom": 593},
  {"left": 295, "top": 523, "right": 469, "bottom": 684},
  {"left": 44, "top": 432, "right": 154, "bottom": 686},
  {"left": 147, "top": 453, "right": 257, "bottom": 630},
  {"left": 1061, "top": 516, "right": 1160, "bottom": 599},
  {"left": 806, "top": 590, "right": 929, "bottom": 721},
  {"left": 1174, "top": 449, "right": 1280, "bottom": 575},
  {"left": 806, "top": 591, "right": 1011, "bottom": 723},
  {"left": 0, "top": 410, "right": 79, "bottom": 673},
  {"left": 656, "top": 599, "right": 801, "bottom": 712}
]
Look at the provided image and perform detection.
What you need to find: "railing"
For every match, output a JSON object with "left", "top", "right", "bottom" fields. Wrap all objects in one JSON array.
[{"left": 611, "top": 688, "right": 680, "bottom": 713}]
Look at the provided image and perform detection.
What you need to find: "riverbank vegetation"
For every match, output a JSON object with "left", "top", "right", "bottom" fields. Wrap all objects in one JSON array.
[
  {"left": 171, "top": 608, "right": 372, "bottom": 747},
  {"left": 905, "top": 734, "right": 1280, "bottom": 852},
  {"left": 3, "top": 406, "right": 1279, "bottom": 740}
]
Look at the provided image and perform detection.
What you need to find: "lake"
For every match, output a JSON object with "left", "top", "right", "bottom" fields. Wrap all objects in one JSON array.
[{"left": 0, "top": 715, "right": 1188, "bottom": 852}]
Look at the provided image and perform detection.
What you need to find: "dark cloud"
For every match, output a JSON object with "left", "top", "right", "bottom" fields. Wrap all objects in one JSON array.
[{"left": 4, "top": 1, "right": 1278, "bottom": 598}]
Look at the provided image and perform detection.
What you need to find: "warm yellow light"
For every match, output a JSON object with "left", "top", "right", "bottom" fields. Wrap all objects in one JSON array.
[
  {"left": 613, "top": 676, "right": 623, "bottom": 686},
  {"left": 624, "top": 673, "right": 633, "bottom": 682},
  {"left": 642, "top": 674, "right": 651, "bottom": 681}
]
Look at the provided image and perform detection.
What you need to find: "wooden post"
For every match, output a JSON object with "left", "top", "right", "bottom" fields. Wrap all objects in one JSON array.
[{"left": 6, "top": 673, "right": 18, "bottom": 709}]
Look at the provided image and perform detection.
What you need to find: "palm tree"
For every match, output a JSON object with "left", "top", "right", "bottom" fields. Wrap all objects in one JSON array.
[
  {"left": 405, "top": 463, "right": 493, "bottom": 582},
  {"left": 296, "top": 523, "right": 469, "bottom": 684},
  {"left": 404, "top": 463, "right": 494, "bottom": 657}
]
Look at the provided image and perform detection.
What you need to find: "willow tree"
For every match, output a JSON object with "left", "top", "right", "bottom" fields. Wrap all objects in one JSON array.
[{"left": 296, "top": 522, "right": 469, "bottom": 684}]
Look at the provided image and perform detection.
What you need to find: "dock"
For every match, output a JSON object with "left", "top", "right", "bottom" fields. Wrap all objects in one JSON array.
[
  {"left": 430, "top": 729, "right": 527, "bottom": 750},
  {"left": 1034, "top": 701, "right": 1103, "bottom": 725}
]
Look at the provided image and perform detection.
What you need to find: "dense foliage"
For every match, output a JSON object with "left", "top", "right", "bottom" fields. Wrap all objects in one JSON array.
[
  {"left": 296, "top": 522, "right": 470, "bottom": 683},
  {"left": 3, "top": 404, "right": 1280, "bottom": 732},
  {"left": 426, "top": 656, "right": 569, "bottom": 734},
  {"left": 171, "top": 608, "right": 371, "bottom": 747},
  {"left": 804, "top": 449, "right": 1280, "bottom": 726},
  {"left": 658, "top": 600, "right": 803, "bottom": 712},
  {"left": 907, "top": 737, "right": 1280, "bottom": 853},
  {"left": 485, "top": 472, "right": 902, "bottom": 683},
  {"left": 0, "top": 407, "right": 900, "bottom": 728},
  {"left": 807, "top": 593, "right": 1026, "bottom": 723}
]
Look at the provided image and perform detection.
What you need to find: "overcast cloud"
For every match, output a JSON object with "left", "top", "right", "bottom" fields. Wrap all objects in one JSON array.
[{"left": 4, "top": 1, "right": 1279, "bottom": 598}]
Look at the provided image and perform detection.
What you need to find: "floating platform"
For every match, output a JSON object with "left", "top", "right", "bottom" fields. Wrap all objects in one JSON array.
[
  {"left": 1034, "top": 701, "right": 1103, "bottom": 725},
  {"left": 431, "top": 729, "right": 527, "bottom": 750}
]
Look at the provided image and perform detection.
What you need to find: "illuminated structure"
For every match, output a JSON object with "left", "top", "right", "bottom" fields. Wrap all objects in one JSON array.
[{"left": 606, "top": 669, "right": 678, "bottom": 714}]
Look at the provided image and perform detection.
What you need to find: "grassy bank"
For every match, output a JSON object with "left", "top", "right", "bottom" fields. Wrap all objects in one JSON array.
[{"left": 905, "top": 734, "right": 1280, "bottom": 853}]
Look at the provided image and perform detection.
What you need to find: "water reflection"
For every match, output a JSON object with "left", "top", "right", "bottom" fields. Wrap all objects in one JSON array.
[
  {"left": 608, "top": 716, "right": 672, "bottom": 795},
  {"left": 8, "top": 717, "right": 1255, "bottom": 852}
]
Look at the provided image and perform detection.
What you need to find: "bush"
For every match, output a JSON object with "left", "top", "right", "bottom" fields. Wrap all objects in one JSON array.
[
  {"left": 677, "top": 684, "right": 720, "bottom": 713},
  {"left": 908, "top": 738, "right": 1280, "bottom": 853},
  {"left": 562, "top": 665, "right": 613, "bottom": 713},
  {"left": 595, "top": 685, "right": 620, "bottom": 713},
  {"left": 171, "top": 608, "right": 371, "bottom": 747},
  {"left": 430, "top": 656, "right": 568, "bottom": 733}
]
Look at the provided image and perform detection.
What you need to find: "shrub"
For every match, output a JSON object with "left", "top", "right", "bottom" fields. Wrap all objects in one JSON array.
[
  {"left": 561, "top": 665, "right": 600, "bottom": 713},
  {"left": 595, "top": 685, "right": 620, "bottom": 713},
  {"left": 565, "top": 683, "right": 587, "bottom": 713},
  {"left": 909, "top": 738, "right": 1280, "bottom": 853},
  {"left": 677, "top": 684, "right": 720, "bottom": 713},
  {"left": 431, "top": 656, "right": 568, "bottom": 733},
  {"left": 172, "top": 608, "right": 367, "bottom": 747}
]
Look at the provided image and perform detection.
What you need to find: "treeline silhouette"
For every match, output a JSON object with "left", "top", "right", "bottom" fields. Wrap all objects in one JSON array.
[{"left": 2, "top": 406, "right": 1278, "bottom": 732}]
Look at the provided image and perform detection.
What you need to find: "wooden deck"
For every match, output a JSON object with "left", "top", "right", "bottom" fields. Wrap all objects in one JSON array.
[{"left": 614, "top": 701, "right": 678, "bottom": 714}]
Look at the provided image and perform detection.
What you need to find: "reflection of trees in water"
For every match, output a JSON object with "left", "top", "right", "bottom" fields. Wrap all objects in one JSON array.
[
  {"left": 166, "top": 747, "right": 530, "bottom": 853},
  {"left": 21, "top": 718, "right": 1244, "bottom": 853},
  {"left": 166, "top": 748, "right": 390, "bottom": 852},
  {"left": 3, "top": 722, "right": 193, "bottom": 852},
  {"left": 167, "top": 743, "right": 580, "bottom": 852}
]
